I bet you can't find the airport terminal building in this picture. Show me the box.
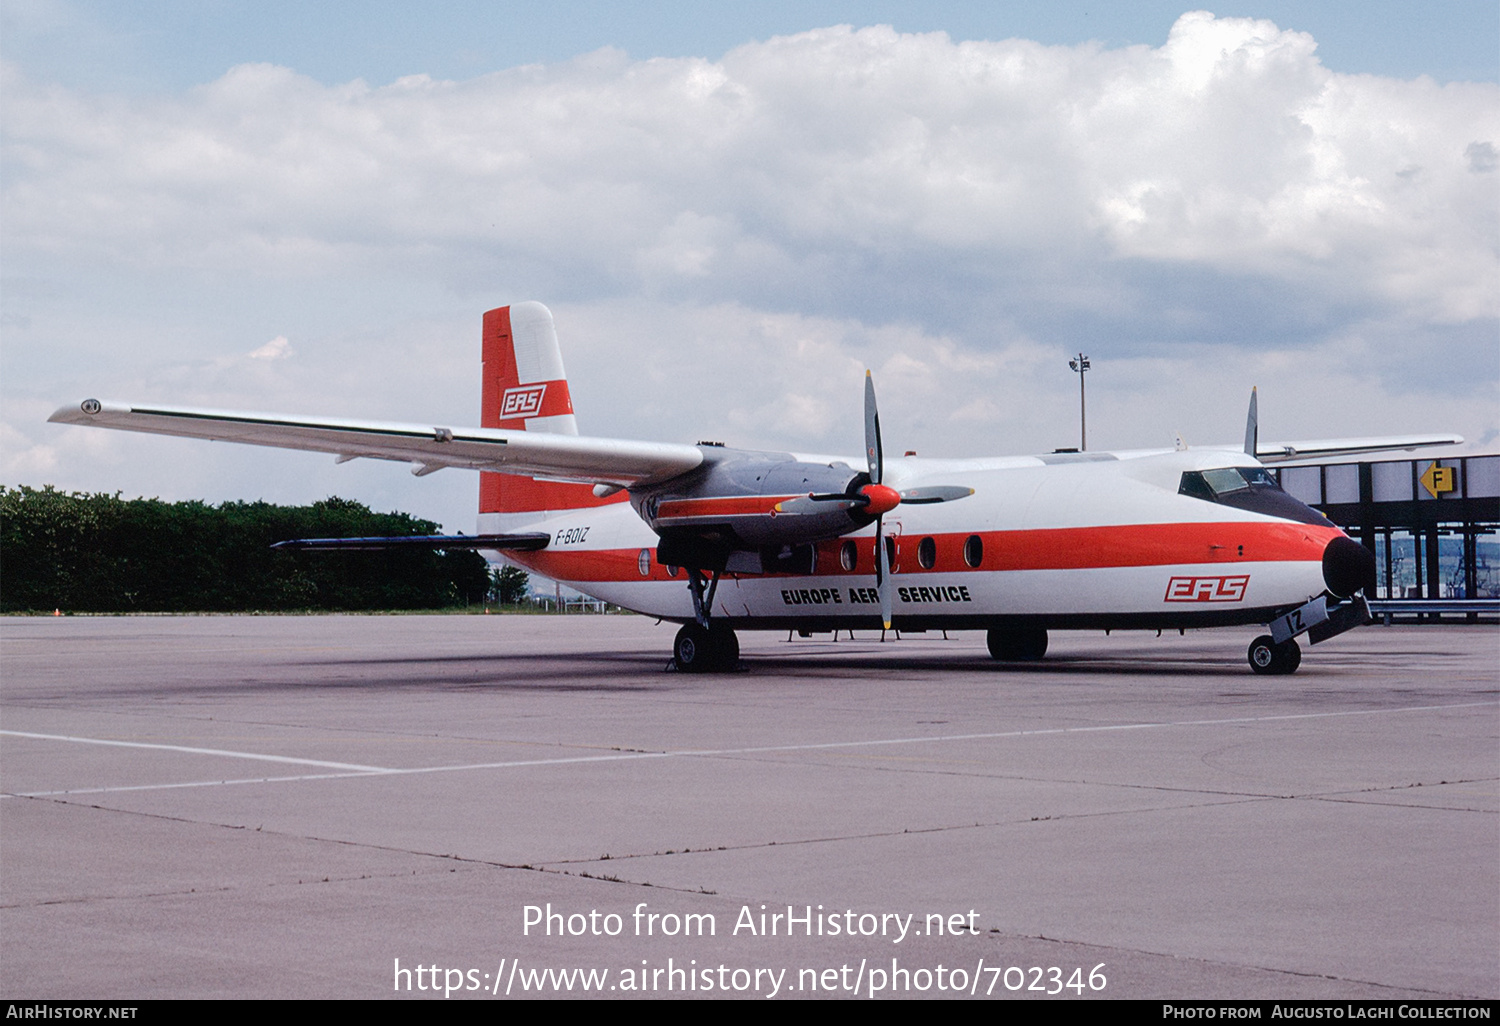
[1271,451,1499,611]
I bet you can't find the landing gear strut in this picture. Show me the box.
[1247,634,1301,675]
[674,568,739,673]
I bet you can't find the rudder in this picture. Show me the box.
[478,302,625,526]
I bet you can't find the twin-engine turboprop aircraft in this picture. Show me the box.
[50,302,1461,673]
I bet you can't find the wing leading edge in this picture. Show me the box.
[48,400,703,488]
[1250,434,1464,462]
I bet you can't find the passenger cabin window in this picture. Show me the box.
[964,534,983,568]
[840,540,857,571]
[917,537,936,569]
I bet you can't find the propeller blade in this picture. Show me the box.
[876,519,892,630]
[897,486,975,505]
[863,370,891,627]
[773,494,862,514]
[1244,386,1258,457]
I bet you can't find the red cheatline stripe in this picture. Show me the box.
[655,495,800,519]
[503,522,1344,583]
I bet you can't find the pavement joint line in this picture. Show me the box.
[4,701,1493,799]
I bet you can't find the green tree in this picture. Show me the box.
[0,486,491,612]
[490,564,531,605]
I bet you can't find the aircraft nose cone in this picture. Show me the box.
[1322,535,1376,598]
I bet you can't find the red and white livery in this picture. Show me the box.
[51,302,1461,674]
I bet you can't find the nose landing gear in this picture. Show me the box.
[1248,634,1301,675]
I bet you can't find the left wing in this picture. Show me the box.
[48,400,703,487]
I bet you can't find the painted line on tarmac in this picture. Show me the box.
[4,701,1494,798]
[0,729,390,772]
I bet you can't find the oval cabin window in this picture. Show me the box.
[917,536,936,569]
[964,534,983,568]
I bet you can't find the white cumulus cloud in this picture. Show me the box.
[3,13,1494,529]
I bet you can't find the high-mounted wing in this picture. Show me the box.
[1227,388,1462,462]
[1250,434,1465,463]
[48,400,702,488]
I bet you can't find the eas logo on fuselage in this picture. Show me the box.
[1163,575,1250,602]
[501,384,547,419]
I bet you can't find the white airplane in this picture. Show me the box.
[50,302,1461,674]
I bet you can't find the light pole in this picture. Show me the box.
[1068,353,1090,450]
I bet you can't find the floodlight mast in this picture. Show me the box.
[1068,353,1091,450]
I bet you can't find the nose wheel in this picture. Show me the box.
[674,622,739,673]
[1248,634,1301,675]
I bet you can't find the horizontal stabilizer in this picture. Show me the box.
[271,533,551,552]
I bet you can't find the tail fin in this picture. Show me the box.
[478,302,625,525]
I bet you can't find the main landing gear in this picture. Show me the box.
[1247,634,1301,675]
[673,568,740,673]
[673,622,740,673]
[986,628,1048,662]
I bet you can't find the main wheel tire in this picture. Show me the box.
[1248,634,1301,675]
[674,624,739,672]
[708,624,739,670]
[986,628,1048,661]
[1277,638,1301,674]
[674,624,712,672]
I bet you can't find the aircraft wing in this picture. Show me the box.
[1251,434,1464,462]
[48,400,703,488]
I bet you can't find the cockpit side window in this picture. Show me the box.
[1178,467,1332,526]
[1178,471,1216,501]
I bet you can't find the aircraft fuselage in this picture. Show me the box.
[485,447,1344,633]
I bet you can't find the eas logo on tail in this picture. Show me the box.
[1163,576,1250,602]
[501,384,547,419]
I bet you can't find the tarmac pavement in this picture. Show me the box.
[1,614,1495,999]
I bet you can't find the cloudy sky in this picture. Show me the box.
[4,1,1497,532]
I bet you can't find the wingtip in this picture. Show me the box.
[49,398,117,424]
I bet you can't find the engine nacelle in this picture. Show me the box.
[633,449,870,570]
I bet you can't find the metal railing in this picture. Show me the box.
[1366,599,1499,623]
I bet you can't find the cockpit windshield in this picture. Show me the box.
[1179,467,1332,526]
[1182,467,1279,498]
